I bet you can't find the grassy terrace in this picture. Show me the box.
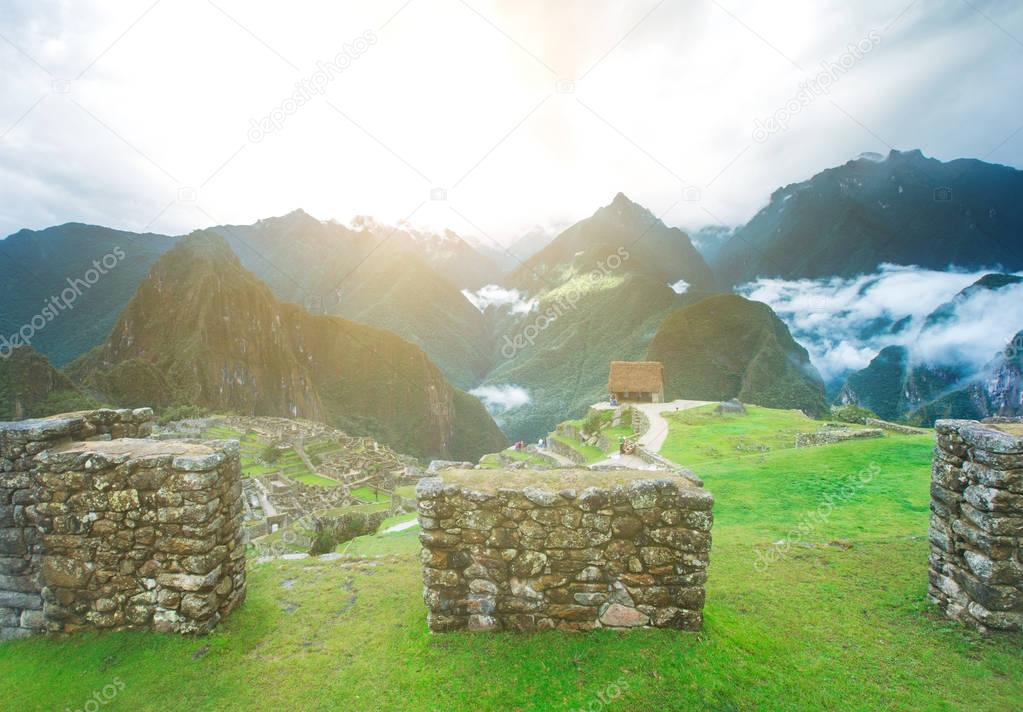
[659,404,869,466]
[198,424,340,486]
[550,433,605,464]
[2,409,1020,710]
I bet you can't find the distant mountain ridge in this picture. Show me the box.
[68,232,507,461]
[513,192,716,294]
[0,224,179,367]
[0,211,500,390]
[715,149,1023,285]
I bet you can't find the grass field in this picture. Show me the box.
[659,404,868,467]
[2,414,1020,710]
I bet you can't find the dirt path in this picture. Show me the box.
[634,400,712,453]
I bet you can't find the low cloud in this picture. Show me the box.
[461,285,537,315]
[470,385,531,412]
[740,264,1023,382]
[668,279,690,295]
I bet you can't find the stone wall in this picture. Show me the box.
[1,409,245,640]
[416,468,712,633]
[545,437,586,465]
[794,428,884,448]
[929,419,1023,633]
[864,418,929,435]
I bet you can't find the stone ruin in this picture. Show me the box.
[1,409,245,641]
[416,468,712,632]
[930,418,1023,633]
[714,399,747,415]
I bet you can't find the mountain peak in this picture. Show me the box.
[887,148,926,162]
[610,192,638,209]
[175,230,240,266]
[601,192,655,222]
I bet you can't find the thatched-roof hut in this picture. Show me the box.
[608,361,665,403]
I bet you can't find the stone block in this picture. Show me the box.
[930,420,1023,632]
[417,468,711,633]
[0,411,244,643]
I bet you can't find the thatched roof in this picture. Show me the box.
[608,361,664,393]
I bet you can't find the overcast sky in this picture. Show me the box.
[1,0,1021,243]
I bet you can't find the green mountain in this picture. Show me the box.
[0,345,95,420]
[0,212,499,390]
[68,232,506,461]
[646,294,827,415]
[190,210,500,389]
[715,150,1023,286]
[473,193,717,441]
[0,223,179,367]
[838,345,965,422]
[513,192,716,293]
[481,273,688,441]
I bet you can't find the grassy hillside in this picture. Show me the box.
[647,294,828,415]
[2,413,1019,710]
[659,403,835,466]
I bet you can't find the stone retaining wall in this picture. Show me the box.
[545,437,586,465]
[1,410,245,640]
[929,419,1023,633]
[864,418,929,435]
[416,469,712,633]
[794,428,884,448]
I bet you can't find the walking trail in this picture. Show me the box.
[633,400,712,452]
[592,399,712,453]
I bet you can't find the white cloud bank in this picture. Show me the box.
[740,264,1023,382]
[462,285,537,314]
[470,384,531,413]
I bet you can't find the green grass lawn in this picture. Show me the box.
[349,485,390,502]
[659,404,880,467]
[291,473,341,487]
[1,416,1019,710]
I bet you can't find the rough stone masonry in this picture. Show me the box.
[929,419,1023,633]
[1,409,246,641]
[416,468,712,632]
